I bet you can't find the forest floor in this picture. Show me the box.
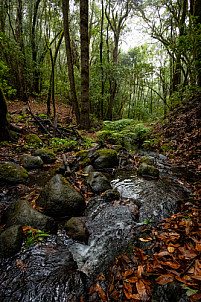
[3,95,201,301]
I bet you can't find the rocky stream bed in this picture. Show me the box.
[0,149,192,301]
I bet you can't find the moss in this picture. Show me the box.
[25,134,43,147]
[97,148,118,158]
[33,148,56,164]
[0,161,28,184]
[75,150,89,159]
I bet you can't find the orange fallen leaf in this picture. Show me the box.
[123,281,133,299]
[168,246,175,253]
[136,280,147,299]
[155,274,174,285]
[139,236,153,242]
[189,293,201,302]
[161,261,180,269]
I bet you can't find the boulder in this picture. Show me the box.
[36,174,86,218]
[83,165,94,174]
[25,134,43,147]
[32,148,56,164]
[64,217,89,244]
[101,187,120,202]
[140,155,155,166]
[21,154,43,169]
[3,199,57,233]
[0,225,24,258]
[93,149,118,169]
[0,161,28,184]
[138,163,159,178]
[87,171,111,193]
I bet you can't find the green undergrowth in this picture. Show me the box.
[97,119,150,149]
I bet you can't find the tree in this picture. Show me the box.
[105,0,130,120]
[0,86,22,141]
[62,0,80,124]
[80,0,90,129]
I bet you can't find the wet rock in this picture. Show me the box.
[36,174,86,218]
[87,171,111,193]
[76,150,91,168]
[0,225,24,258]
[83,165,94,174]
[101,187,120,202]
[138,163,159,178]
[32,148,56,164]
[94,149,118,169]
[21,154,43,169]
[0,236,88,301]
[70,201,135,277]
[25,133,43,147]
[140,155,155,165]
[0,161,28,184]
[64,217,89,244]
[3,199,57,233]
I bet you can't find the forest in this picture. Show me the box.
[0,0,201,301]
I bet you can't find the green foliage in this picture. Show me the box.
[97,120,150,149]
[24,228,50,247]
[103,119,135,131]
[143,218,153,225]
[49,138,78,152]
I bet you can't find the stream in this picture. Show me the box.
[0,153,191,301]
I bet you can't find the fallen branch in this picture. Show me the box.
[27,100,53,137]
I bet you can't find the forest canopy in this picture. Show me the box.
[0,0,201,129]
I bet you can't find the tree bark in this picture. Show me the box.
[80,0,90,130]
[0,87,22,141]
[31,0,41,93]
[62,0,80,124]
[190,0,201,86]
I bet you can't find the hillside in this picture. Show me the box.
[150,93,201,178]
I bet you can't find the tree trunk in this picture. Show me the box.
[62,0,80,124]
[0,87,22,141]
[99,0,104,119]
[190,0,201,86]
[31,0,41,93]
[15,0,28,102]
[80,0,90,130]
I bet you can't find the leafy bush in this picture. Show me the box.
[49,138,78,152]
[97,120,150,149]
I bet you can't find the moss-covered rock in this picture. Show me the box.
[25,134,43,147]
[101,187,120,202]
[0,161,28,184]
[3,199,57,233]
[140,155,155,166]
[0,225,24,258]
[87,171,112,193]
[36,174,86,218]
[64,217,89,244]
[94,149,118,169]
[75,150,91,168]
[32,148,56,164]
[138,163,159,178]
[21,154,43,169]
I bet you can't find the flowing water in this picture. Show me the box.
[0,158,191,301]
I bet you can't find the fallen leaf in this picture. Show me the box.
[161,261,180,269]
[139,236,153,242]
[123,281,133,299]
[88,283,107,301]
[168,246,175,253]
[155,274,174,285]
[136,279,147,296]
[189,293,201,302]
